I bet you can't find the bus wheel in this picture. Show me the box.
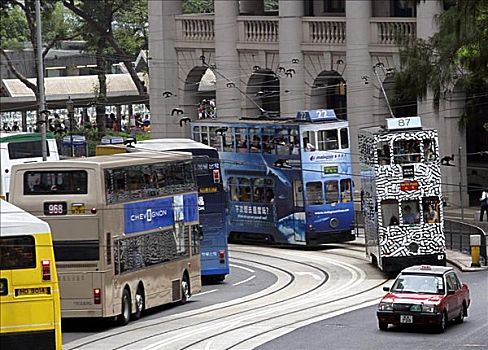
[132,285,145,320]
[181,274,190,304]
[118,289,131,326]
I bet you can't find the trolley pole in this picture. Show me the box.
[458,146,464,220]
[35,0,47,161]
[67,97,75,157]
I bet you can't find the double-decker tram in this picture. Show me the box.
[131,139,229,282]
[191,109,355,246]
[359,116,446,273]
[9,152,202,325]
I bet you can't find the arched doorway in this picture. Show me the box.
[310,70,347,119]
[246,69,280,116]
[183,67,216,121]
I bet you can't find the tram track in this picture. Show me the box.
[65,252,329,350]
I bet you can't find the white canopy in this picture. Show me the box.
[0,200,50,237]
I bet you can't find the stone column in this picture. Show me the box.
[215,0,241,118]
[148,0,182,138]
[240,0,264,15]
[346,0,372,186]
[279,0,305,116]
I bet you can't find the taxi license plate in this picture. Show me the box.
[400,315,413,323]
[15,287,51,296]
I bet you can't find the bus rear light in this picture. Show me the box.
[93,288,101,304]
[91,207,97,214]
[41,260,51,281]
[219,250,225,263]
[213,169,221,183]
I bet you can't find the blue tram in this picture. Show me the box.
[191,110,355,246]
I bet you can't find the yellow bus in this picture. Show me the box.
[9,152,202,325]
[0,200,62,349]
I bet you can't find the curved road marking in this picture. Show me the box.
[233,275,256,286]
[229,263,255,273]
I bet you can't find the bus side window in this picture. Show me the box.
[325,180,339,204]
[252,178,265,202]
[381,199,399,226]
[340,179,352,202]
[423,196,440,223]
[306,181,323,205]
[228,177,238,201]
[236,128,249,153]
[238,178,251,202]
[223,128,234,152]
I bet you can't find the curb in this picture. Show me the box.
[345,242,488,273]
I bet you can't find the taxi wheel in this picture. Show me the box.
[378,321,388,331]
[455,304,465,324]
[437,312,447,333]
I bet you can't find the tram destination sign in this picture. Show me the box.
[386,116,422,131]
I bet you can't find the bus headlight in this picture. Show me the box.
[378,302,393,311]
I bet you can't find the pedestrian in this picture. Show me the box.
[2,122,11,132]
[11,121,20,131]
[480,189,488,222]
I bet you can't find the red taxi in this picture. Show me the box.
[377,265,470,333]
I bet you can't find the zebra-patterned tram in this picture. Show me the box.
[359,116,446,273]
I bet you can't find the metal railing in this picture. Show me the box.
[445,220,487,266]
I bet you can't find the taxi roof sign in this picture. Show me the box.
[420,265,432,270]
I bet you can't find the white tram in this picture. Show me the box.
[359,116,446,273]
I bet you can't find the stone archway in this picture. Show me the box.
[310,70,347,119]
[182,67,212,122]
[246,69,280,116]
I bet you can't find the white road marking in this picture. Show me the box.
[233,275,256,286]
[229,263,255,273]
[204,321,240,350]
[296,272,322,281]
[193,289,218,297]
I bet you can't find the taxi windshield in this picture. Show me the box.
[391,274,445,294]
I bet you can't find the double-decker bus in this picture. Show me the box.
[0,132,59,200]
[9,152,201,325]
[132,139,229,282]
[191,109,355,246]
[0,200,62,349]
[359,116,446,273]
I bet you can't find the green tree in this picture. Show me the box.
[395,0,488,129]
[0,0,81,105]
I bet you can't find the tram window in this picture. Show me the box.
[209,127,222,151]
[223,129,234,152]
[229,177,238,201]
[238,178,251,202]
[192,126,201,143]
[302,131,317,152]
[423,139,436,162]
[290,128,299,154]
[423,197,440,224]
[306,182,323,205]
[199,126,209,145]
[381,199,399,226]
[401,200,420,224]
[275,129,291,155]
[393,139,421,164]
[236,128,249,153]
[250,128,261,153]
[318,129,339,151]
[325,181,339,203]
[293,180,304,207]
[377,141,391,165]
[340,128,349,149]
[252,178,265,202]
[340,179,352,202]
[262,129,275,154]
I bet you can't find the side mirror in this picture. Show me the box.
[383,286,390,292]
[197,225,204,240]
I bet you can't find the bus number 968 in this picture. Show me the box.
[44,202,67,216]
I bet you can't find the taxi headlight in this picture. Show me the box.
[378,302,393,311]
[421,304,437,313]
